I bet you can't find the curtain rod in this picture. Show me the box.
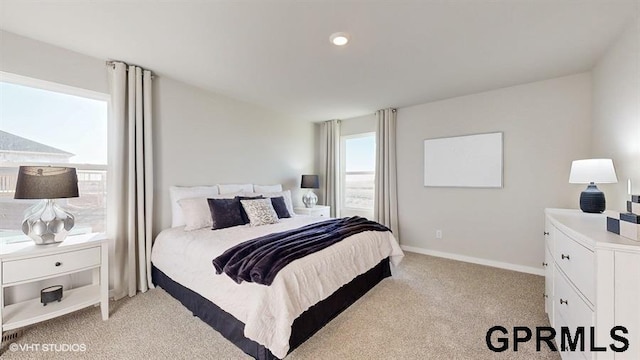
[106,60,156,79]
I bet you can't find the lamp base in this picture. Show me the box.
[302,190,318,208]
[579,183,606,213]
[22,199,75,245]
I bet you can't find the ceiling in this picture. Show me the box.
[0,0,636,121]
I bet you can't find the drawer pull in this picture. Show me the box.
[544,231,549,236]
[560,299,568,305]
[542,262,548,267]
[55,262,62,267]
[561,254,570,260]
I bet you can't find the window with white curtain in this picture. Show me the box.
[340,132,376,219]
[0,74,109,244]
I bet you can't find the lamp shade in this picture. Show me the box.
[569,159,618,184]
[14,166,79,199]
[301,175,320,189]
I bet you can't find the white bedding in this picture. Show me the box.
[151,216,403,358]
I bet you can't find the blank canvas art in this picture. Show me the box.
[424,132,503,188]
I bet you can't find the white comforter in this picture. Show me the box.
[151,216,403,358]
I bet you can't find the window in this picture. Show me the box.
[340,133,376,218]
[0,74,108,244]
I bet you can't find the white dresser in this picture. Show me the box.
[545,209,640,360]
[0,233,109,333]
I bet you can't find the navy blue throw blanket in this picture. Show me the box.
[212,216,390,286]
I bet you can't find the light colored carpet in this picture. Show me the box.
[1,252,559,359]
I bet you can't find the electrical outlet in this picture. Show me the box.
[436,230,442,239]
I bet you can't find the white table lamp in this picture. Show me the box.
[569,159,618,213]
[14,166,79,244]
[301,175,319,208]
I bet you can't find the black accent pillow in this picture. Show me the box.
[270,196,291,219]
[235,196,264,224]
[207,198,245,230]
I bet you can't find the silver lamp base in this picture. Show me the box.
[302,190,318,208]
[22,199,74,245]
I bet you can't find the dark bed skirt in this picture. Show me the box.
[151,257,391,359]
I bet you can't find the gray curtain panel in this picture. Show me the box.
[107,61,154,298]
[375,108,399,241]
[320,120,340,217]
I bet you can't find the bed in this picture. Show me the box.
[151,186,403,359]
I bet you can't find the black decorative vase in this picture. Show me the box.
[579,183,605,213]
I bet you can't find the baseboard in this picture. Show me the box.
[400,245,544,276]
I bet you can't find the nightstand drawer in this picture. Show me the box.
[294,206,330,217]
[3,247,101,284]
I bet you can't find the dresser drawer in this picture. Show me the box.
[554,227,595,304]
[553,312,588,360]
[554,268,593,359]
[3,247,101,284]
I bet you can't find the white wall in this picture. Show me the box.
[592,19,640,211]
[0,30,108,94]
[396,73,592,271]
[153,77,314,234]
[341,113,375,136]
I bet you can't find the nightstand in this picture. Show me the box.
[294,205,331,217]
[0,233,109,332]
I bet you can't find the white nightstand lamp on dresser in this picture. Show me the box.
[0,233,109,333]
[294,205,331,217]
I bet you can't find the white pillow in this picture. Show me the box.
[178,198,212,231]
[240,198,279,226]
[169,185,219,227]
[218,183,253,194]
[253,184,283,193]
[254,190,295,217]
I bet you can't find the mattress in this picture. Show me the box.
[151,216,403,358]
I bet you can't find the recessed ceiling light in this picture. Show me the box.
[330,32,350,46]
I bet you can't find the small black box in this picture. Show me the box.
[632,195,640,203]
[41,285,63,306]
[607,217,620,235]
[620,213,640,224]
[628,201,633,213]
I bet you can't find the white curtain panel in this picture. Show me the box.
[375,108,399,241]
[107,61,154,299]
[320,120,340,217]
